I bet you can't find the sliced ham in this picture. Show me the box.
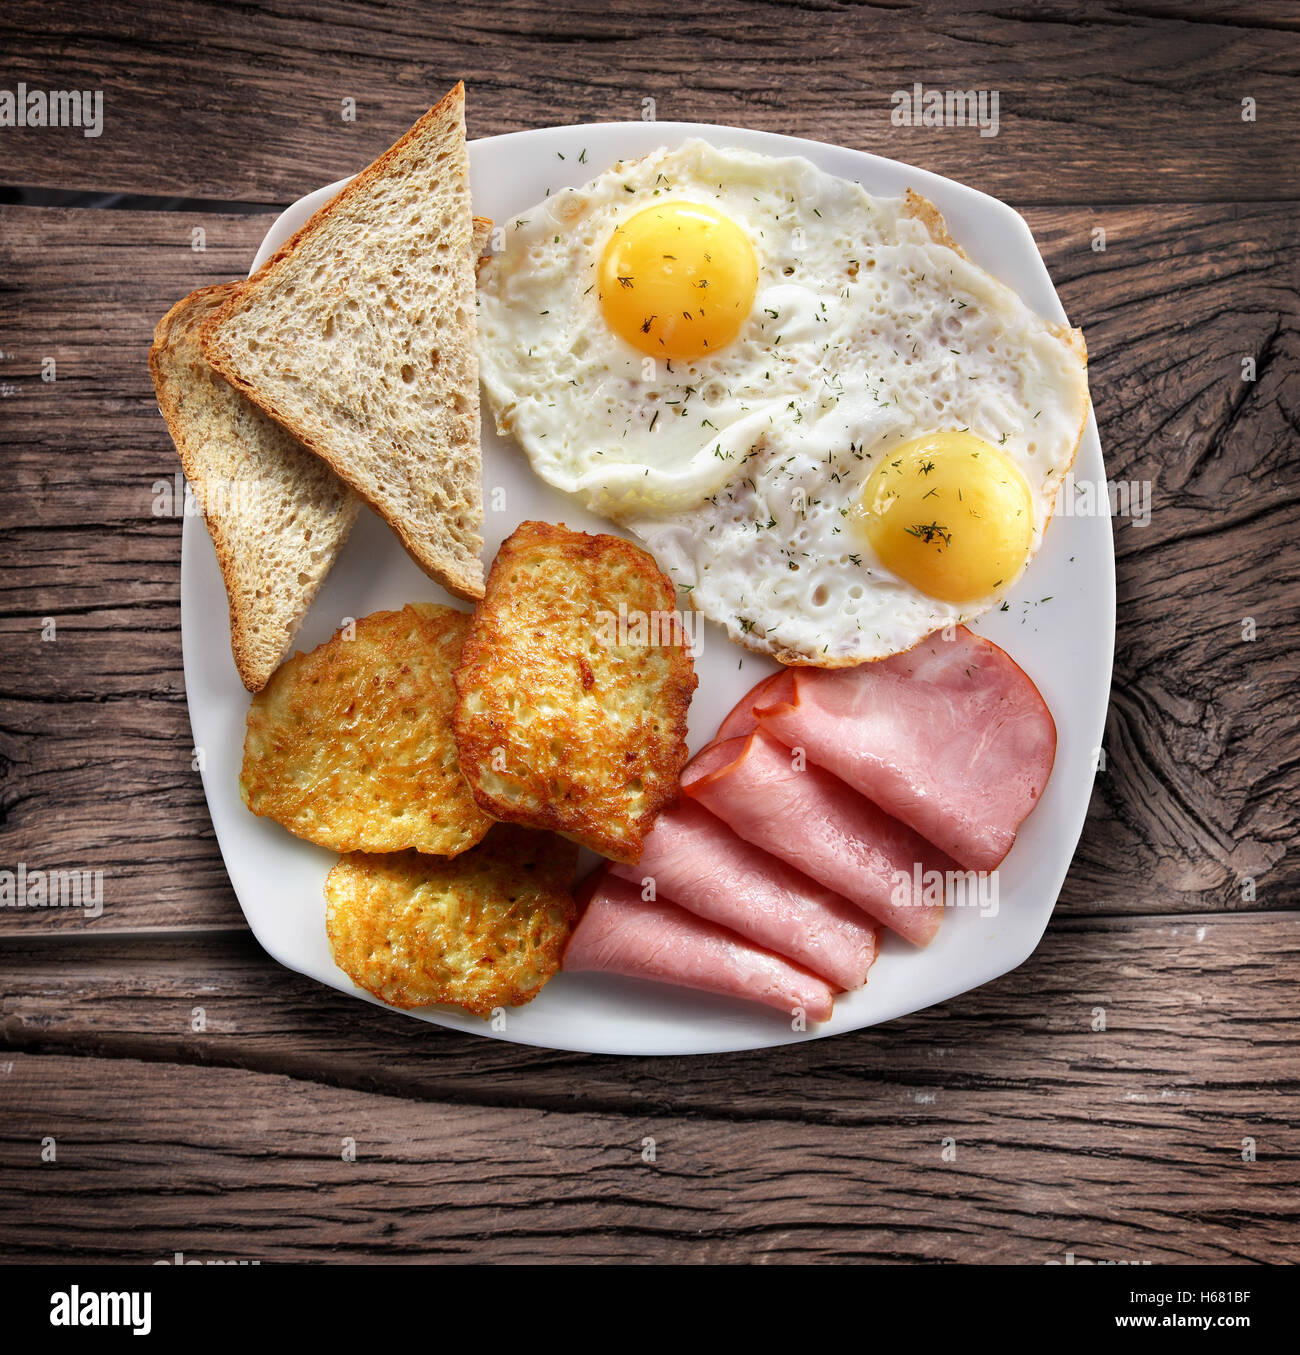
[754,626,1056,871]
[610,799,878,991]
[564,872,835,1021]
[682,729,953,946]
[716,670,788,741]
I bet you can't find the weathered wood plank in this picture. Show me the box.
[1,199,1295,932]
[0,1,1295,203]
[1,913,1295,1261]
[1,0,1294,1269]
[3,914,1296,1114]
[0,210,261,931]
[1027,204,1300,915]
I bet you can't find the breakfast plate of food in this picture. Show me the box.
[159,84,1113,1055]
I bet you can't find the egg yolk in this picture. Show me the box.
[852,432,1034,603]
[598,202,758,359]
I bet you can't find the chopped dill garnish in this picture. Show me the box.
[904,522,952,548]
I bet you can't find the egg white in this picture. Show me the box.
[477,139,1090,664]
[477,140,874,516]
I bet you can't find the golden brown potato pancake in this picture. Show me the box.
[324,823,579,1015]
[452,521,696,863]
[241,602,493,855]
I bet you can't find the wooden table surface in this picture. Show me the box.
[2,0,1297,1264]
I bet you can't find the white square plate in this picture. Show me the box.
[181,121,1114,1055]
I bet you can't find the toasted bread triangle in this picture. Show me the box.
[199,83,486,600]
[150,283,360,691]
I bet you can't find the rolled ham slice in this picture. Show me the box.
[564,872,835,1022]
[610,799,878,991]
[682,729,953,946]
[755,627,1056,871]
[716,670,787,741]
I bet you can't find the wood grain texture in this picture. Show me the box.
[1029,203,1300,915]
[0,1,1296,204]
[1,199,1295,933]
[1,0,1298,1268]
[1,914,1296,1262]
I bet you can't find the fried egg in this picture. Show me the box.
[476,140,1089,663]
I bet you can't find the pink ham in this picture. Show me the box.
[564,872,835,1021]
[716,670,788,741]
[755,626,1056,871]
[682,729,953,946]
[610,799,878,991]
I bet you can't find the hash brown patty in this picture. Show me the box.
[241,602,493,855]
[324,823,579,1015]
[452,521,697,863]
